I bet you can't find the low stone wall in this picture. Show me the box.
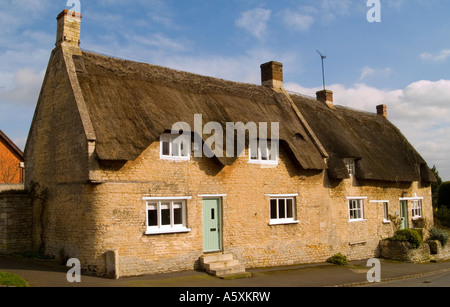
[379,240,431,263]
[0,193,33,254]
[427,240,450,261]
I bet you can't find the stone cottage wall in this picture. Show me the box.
[0,193,32,254]
[54,138,433,277]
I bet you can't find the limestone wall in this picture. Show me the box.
[0,193,32,254]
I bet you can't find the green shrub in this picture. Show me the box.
[435,207,450,228]
[327,253,348,266]
[429,228,450,247]
[388,229,423,249]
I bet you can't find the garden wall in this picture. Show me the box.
[379,240,431,263]
[0,193,32,254]
[380,238,450,263]
[428,240,450,261]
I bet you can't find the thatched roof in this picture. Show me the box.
[291,95,435,183]
[74,51,326,170]
[72,51,435,183]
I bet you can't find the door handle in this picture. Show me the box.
[210,228,217,232]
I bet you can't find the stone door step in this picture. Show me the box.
[199,252,251,279]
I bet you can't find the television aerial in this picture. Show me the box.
[316,50,327,91]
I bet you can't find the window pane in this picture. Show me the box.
[161,203,171,225]
[384,202,389,219]
[269,146,277,161]
[180,141,188,157]
[162,141,170,156]
[148,205,158,227]
[345,159,355,176]
[270,199,277,219]
[350,208,355,220]
[249,143,258,160]
[287,199,293,218]
[172,141,180,156]
[173,202,183,225]
[174,208,183,225]
[349,200,362,220]
[260,144,268,160]
[278,199,286,219]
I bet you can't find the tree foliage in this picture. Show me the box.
[438,181,450,209]
[431,165,443,208]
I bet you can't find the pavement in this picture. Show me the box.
[1,253,450,287]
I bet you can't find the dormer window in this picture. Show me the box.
[160,133,190,160]
[344,158,356,176]
[249,140,278,165]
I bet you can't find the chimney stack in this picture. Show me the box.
[377,104,388,119]
[316,89,334,109]
[56,9,82,48]
[261,61,283,89]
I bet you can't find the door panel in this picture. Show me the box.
[203,199,222,252]
[400,200,409,230]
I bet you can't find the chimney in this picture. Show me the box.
[56,9,82,48]
[316,89,335,109]
[261,61,283,89]
[377,104,388,119]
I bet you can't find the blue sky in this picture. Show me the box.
[1,0,450,180]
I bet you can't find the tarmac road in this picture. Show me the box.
[363,270,450,287]
[1,254,450,288]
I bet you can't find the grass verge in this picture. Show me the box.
[0,272,29,287]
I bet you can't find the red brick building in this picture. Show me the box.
[0,130,24,184]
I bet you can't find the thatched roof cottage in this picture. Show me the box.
[24,10,435,278]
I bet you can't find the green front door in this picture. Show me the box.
[400,200,409,230]
[203,199,222,252]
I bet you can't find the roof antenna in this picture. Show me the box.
[316,50,327,90]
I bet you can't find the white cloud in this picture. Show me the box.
[285,80,450,180]
[320,0,352,15]
[420,49,450,62]
[359,66,376,81]
[318,0,354,22]
[124,33,188,52]
[282,10,314,32]
[236,8,272,39]
[358,66,392,81]
[159,48,298,85]
[0,68,45,105]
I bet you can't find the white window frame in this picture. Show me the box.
[160,133,190,161]
[249,140,278,165]
[269,195,299,225]
[347,197,366,222]
[144,197,191,234]
[399,194,424,220]
[344,158,356,176]
[411,199,423,219]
